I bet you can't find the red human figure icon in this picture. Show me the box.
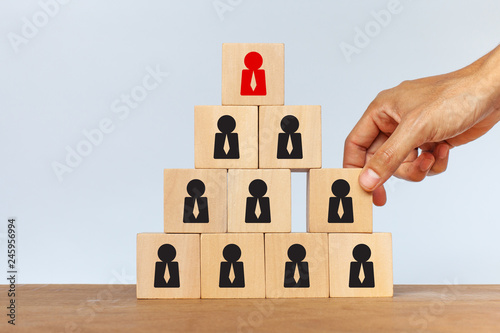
[240,51,267,96]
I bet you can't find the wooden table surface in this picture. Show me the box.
[2,284,500,333]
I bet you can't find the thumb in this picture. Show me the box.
[359,124,421,191]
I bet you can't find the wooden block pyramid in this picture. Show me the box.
[137,43,393,299]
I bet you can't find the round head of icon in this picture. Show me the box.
[248,179,267,198]
[280,115,299,134]
[186,179,205,198]
[331,179,350,198]
[352,244,371,263]
[157,244,177,262]
[217,115,236,134]
[244,51,263,70]
[287,244,306,263]
[223,244,241,263]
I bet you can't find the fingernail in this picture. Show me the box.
[359,168,381,190]
[420,158,433,172]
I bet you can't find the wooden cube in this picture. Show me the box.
[137,233,200,299]
[201,233,265,298]
[227,169,291,233]
[259,106,321,170]
[329,233,393,297]
[164,169,227,233]
[222,43,284,106]
[307,168,372,233]
[265,233,329,298]
[194,106,258,169]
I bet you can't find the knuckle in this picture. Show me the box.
[373,147,401,176]
[374,90,386,100]
[373,92,389,108]
[379,148,396,165]
[397,80,412,89]
[344,134,364,152]
[344,134,353,147]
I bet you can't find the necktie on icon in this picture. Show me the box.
[192,199,199,219]
[164,265,170,283]
[293,263,300,284]
[286,135,293,155]
[223,135,230,155]
[255,198,261,219]
[250,71,257,91]
[228,263,235,284]
[358,263,365,284]
[338,198,344,219]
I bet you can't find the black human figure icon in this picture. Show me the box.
[328,179,354,223]
[219,244,245,288]
[183,179,209,223]
[213,115,240,159]
[245,179,271,223]
[349,244,375,288]
[284,244,310,288]
[277,115,303,159]
[154,244,180,288]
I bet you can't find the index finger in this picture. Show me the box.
[343,105,383,169]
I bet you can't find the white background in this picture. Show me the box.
[1,0,499,284]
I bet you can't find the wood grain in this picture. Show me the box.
[137,233,200,299]
[259,105,321,170]
[329,233,393,297]
[194,105,258,169]
[307,168,373,233]
[164,169,227,233]
[265,233,329,298]
[222,43,284,106]
[227,169,291,233]
[201,233,265,298]
[4,284,500,332]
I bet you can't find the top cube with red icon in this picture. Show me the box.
[222,43,284,106]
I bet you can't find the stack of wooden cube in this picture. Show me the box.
[137,43,393,299]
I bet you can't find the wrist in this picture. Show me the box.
[474,46,500,114]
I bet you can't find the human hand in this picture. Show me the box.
[343,46,500,206]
